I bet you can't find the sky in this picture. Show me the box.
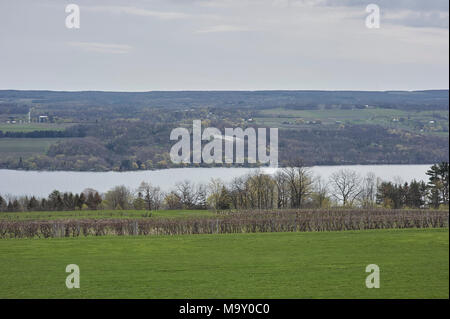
[0,0,448,91]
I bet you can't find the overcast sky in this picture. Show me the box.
[0,0,448,91]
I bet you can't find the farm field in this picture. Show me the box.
[0,138,65,154]
[0,228,447,298]
[255,108,449,134]
[0,209,214,220]
[0,123,68,133]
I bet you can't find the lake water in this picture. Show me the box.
[0,165,432,197]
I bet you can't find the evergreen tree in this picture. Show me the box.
[0,195,5,212]
[426,162,449,208]
[27,196,39,211]
[77,193,86,210]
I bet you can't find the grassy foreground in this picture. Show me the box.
[0,228,448,298]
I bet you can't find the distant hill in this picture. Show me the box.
[0,89,448,111]
[0,89,448,171]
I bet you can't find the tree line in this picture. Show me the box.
[1,162,448,212]
[0,126,86,138]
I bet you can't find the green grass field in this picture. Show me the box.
[0,138,65,154]
[0,123,68,133]
[0,228,447,298]
[0,209,215,220]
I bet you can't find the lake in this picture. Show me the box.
[0,165,432,197]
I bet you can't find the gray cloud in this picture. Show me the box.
[304,0,450,28]
[386,10,449,29]
[67,42,133,54]
[191,0,449,28]
[0,0,447,91]
[319,0,448,11]
[85,6,191,20]
[195,24,254,33]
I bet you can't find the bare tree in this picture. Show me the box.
[282,159,314,208]
[245,171,275,210]
[164,191,183,209]
[207,178,226,211]
[274,171,289,208]
[82,188,98,197]
[175,180,196,209]
[138,182,163,211]
[104,185,132,209]
[359,172,378,208]
[313,176,329,208]
[329,169,362,207]
[229,176,247,209]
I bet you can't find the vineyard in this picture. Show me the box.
[1,209,447,238]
